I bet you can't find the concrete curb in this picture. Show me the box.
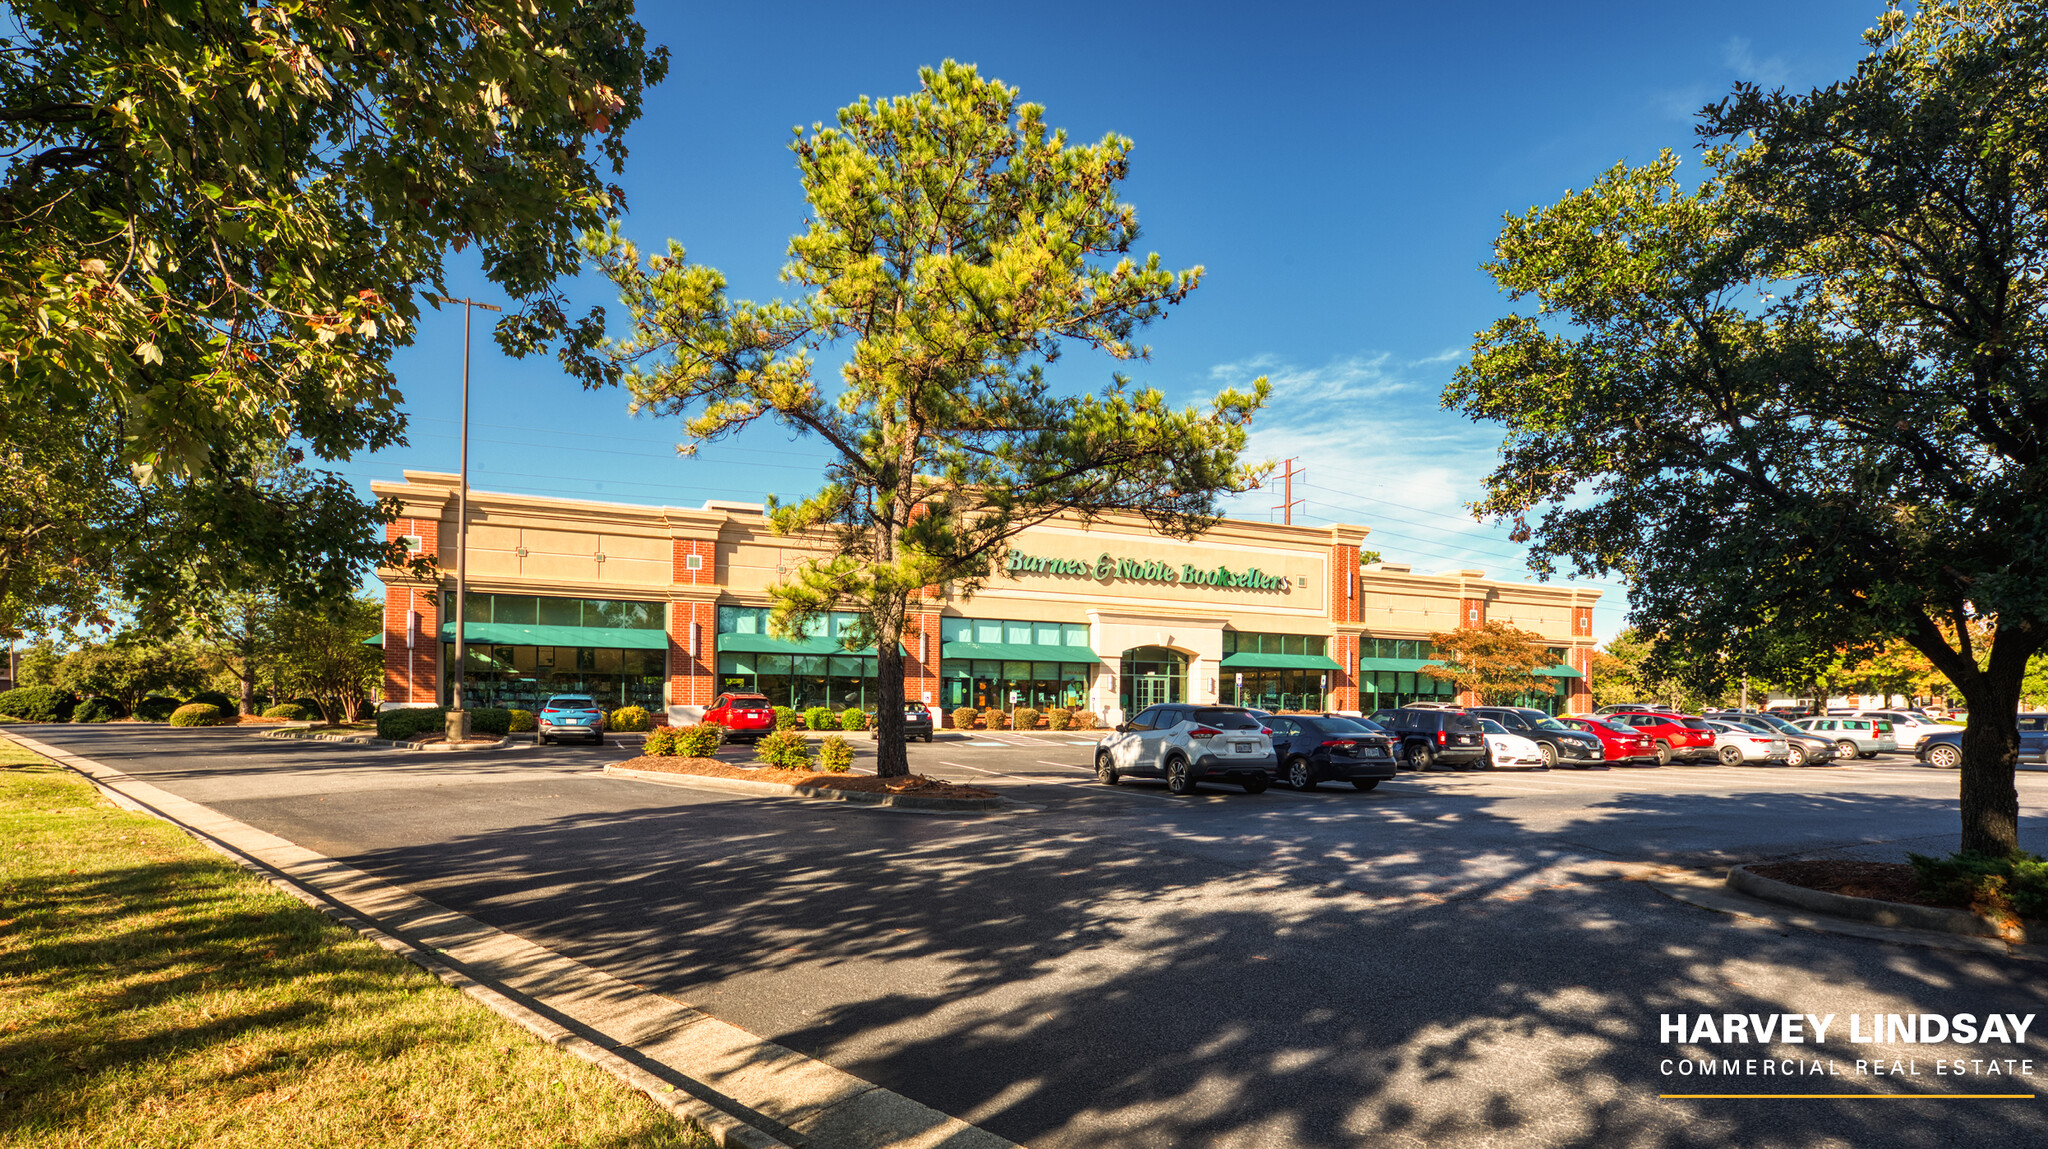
[1,729,1021,1149]
[1727,863,2029,943]
[259,728,515,753]
[605,764,1007,811]
[1639,868,2042,961]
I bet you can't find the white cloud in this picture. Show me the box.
[1722,37,1792,90]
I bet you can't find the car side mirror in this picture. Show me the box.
[1115,723,1129,733]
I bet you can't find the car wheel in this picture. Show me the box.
[1095,749,1119,786]
[1718,745,1743,766]
[1835,740,1858,760]
[1165,755,1195,795]
[1927,743,1961,769]
[1539,742,1558,768]
[1653,740,1672,767]
[1241,775,1268,794]
[1288,757,1318,792]
[1406,742,1434,771]
[1352,778,1381,792]
[923,733,933,743]
[1785,744,1807,767]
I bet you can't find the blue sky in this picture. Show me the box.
[348,0,1881,640]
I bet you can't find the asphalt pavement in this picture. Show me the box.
[22,724,2048,1149]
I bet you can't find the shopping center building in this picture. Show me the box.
[373,471,1599,721]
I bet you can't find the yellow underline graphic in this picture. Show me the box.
[1661,1093,2034,1100]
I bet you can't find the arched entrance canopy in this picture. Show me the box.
[1119,646,1187,714]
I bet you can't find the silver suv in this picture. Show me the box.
[1096,705,1276,795]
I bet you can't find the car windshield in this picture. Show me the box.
[728,696,768,707]
[1680,719,1713,730]
[903,702,928,713]
[1190,708,1262,730]
[1478,718,1509,735]
[1748,714,1800,734]
[545,697,594,709]
[1595,719,1637,734]
[1526,715,1571,731]
[1442,713,1482,732]
[1308,717,1377,734]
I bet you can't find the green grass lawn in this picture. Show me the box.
[0,739,711,1148]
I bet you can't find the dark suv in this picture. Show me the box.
[1369,707,1488,770]
[1466,706,1605,768]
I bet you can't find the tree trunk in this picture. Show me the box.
[1957,664,2024,858]
[872,601,909,778]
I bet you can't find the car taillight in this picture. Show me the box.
[1189,726,1221,739]
[1260,727,1273,735]
[1321,740,1355,750]
[1436,730,1447,744]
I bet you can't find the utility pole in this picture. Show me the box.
[1273,457,1304,525]
[427,294,500,742]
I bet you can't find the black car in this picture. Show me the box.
[1262,715,1399,791]
[871,701,935,742]
[1466,706,1605,768]
[1915,716,2048,769]
[1369,707,1488,770]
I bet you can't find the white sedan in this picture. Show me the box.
[1704,719,1790,765]
[1476,718,1546,768]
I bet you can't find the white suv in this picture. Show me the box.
[1854,710,1959,751]
[1095,704,1276,795]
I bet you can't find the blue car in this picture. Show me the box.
[1915,714,2048,769]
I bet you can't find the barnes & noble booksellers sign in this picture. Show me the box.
[1005,549,1292,593]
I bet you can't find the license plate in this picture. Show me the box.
[1232,741,1254,753]
[564,718,585,725]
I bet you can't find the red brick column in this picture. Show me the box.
[666,600,715,708]
[1331,633,1359,712]
[1569,645,1594,713]
[902,607,942,707]
[382,516,441,705]
[672,537,715,586]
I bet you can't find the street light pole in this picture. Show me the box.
[427,294,500,741]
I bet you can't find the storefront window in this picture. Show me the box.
[1223,631,1328,657]
[443,643,663,712]
[716,651,880,711]
[1118,646,1186,713]
[1222,669,1328,712]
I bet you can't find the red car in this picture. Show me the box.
[1560,715,1659,765]
[1604,711,1718,765]
[704,692,777,742]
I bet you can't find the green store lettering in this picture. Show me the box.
[1004,549,1289,592]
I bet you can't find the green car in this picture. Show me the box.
[1792,716,1898,759]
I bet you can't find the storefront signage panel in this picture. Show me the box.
[1005,549,1292,593]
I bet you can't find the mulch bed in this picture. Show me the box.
[616,755,997,800]
[404,735,508,747]
[1747,860,1949,909]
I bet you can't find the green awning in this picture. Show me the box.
[363,633,383,647]
[1537,663,1584,678]
[436,622,669,650]
[941,641,1099,663]
[1358,656,1437,673]
[717,632,901,656]
[1220,652,1344,671]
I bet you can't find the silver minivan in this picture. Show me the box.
[1793,716,1898,759]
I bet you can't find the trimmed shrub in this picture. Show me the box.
[169,703,224,727]
[755,730,812,770]
[772,706,799,731]
[802,706,837,732]
[1047,707,1072,731]
[642,727,678,757]
[376,707,447,741]
[134,696,182,723]
[838,708,869,732]
[1911,850,2048,922]
[981,707,1008,730]
[261,703,306,721]
[1070,710,1098,730]
[0,686,75,723]
[1013,707,1041,730]
[189,691,235,714]
[289,696,324,715]
[74,696,127,723]
[951,706,979,731]
[676,723,724,758]
[508,708,536,733]
[608,705,652,732]
[815,735,853,773]
[470,708,512,737]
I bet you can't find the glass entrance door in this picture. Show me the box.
[1118,646,1187,715]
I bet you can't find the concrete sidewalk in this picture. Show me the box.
[4,729,1019,1149]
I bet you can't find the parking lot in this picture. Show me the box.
[19,723,2048,1149]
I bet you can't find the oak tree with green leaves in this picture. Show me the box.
[0,0,667,634]
[1446,0,2048,856]
[582,61,1270,776]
